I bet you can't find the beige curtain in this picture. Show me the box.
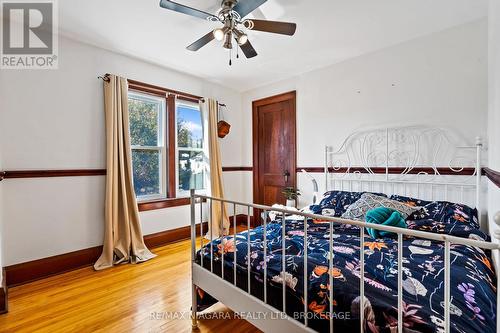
[206,99,229,237]
[94,75,156,271]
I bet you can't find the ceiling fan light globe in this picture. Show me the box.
[238,34,248,45]
[233,29,248,45]
[213,28,225,41]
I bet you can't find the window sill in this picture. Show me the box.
[138,197,191,212]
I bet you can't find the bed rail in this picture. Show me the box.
[190,191,500,333]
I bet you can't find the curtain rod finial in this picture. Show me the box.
[98,74,110,82]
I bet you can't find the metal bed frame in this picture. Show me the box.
[189,126,500,333]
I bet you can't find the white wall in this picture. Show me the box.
[0,36,243,266]
[241,20,488,207]
[488,0,500,240]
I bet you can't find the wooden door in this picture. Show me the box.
[252,91,296,223]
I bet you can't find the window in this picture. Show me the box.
[176,101,205,197]
[129,91,166,201]
[127,81,206,207]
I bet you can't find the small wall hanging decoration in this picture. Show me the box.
[217,103,231,138]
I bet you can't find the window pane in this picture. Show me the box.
[177,104,203,149]
[132,149,161,197]
[129,94,162,146]
[178,150,205,192]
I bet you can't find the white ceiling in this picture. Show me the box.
[59,0,487,92]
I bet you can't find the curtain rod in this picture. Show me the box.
[97,74,228,108]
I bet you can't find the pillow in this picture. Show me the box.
[389,195,479,229]
[312,191,387,216]
[389,194,432,207]
[414,201,480,229]
[341,193,421,221]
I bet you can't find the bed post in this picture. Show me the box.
[475,137,482,222]
[324,145,329,193]
[385,128,389,182]
[190,189,198,329]
[495,212,500,333]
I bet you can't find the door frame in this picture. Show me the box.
[252,91,297,212]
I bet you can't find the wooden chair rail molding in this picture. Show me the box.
[0,167,252,179]
[0,169,106,179]
[221,166,253,172]
[1,167,498,188]
[484,167,500,188]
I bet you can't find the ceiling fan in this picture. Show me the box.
[159,0,296,63]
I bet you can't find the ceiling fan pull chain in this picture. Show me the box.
[236,45,239,59]
[229,48,232,66]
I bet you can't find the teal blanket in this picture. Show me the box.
[365,207,407,238]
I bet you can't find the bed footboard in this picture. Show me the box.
[189,190,500,333]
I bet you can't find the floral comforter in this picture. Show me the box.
[196,215,497,333]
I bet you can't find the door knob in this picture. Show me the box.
[283,170,290,183]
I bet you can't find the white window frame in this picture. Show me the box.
[175,100,206,198]
[129,91,167,202]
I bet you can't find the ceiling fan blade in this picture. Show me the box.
[247,19,296,36]
[187,31,215,51]
[159,0,218,21]
[239,40,258,58]
[233,0,267,18]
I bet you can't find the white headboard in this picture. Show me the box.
[325,126,483,213]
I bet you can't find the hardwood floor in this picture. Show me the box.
[0,238,260,333]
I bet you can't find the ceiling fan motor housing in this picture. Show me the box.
[221,0,238,10]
